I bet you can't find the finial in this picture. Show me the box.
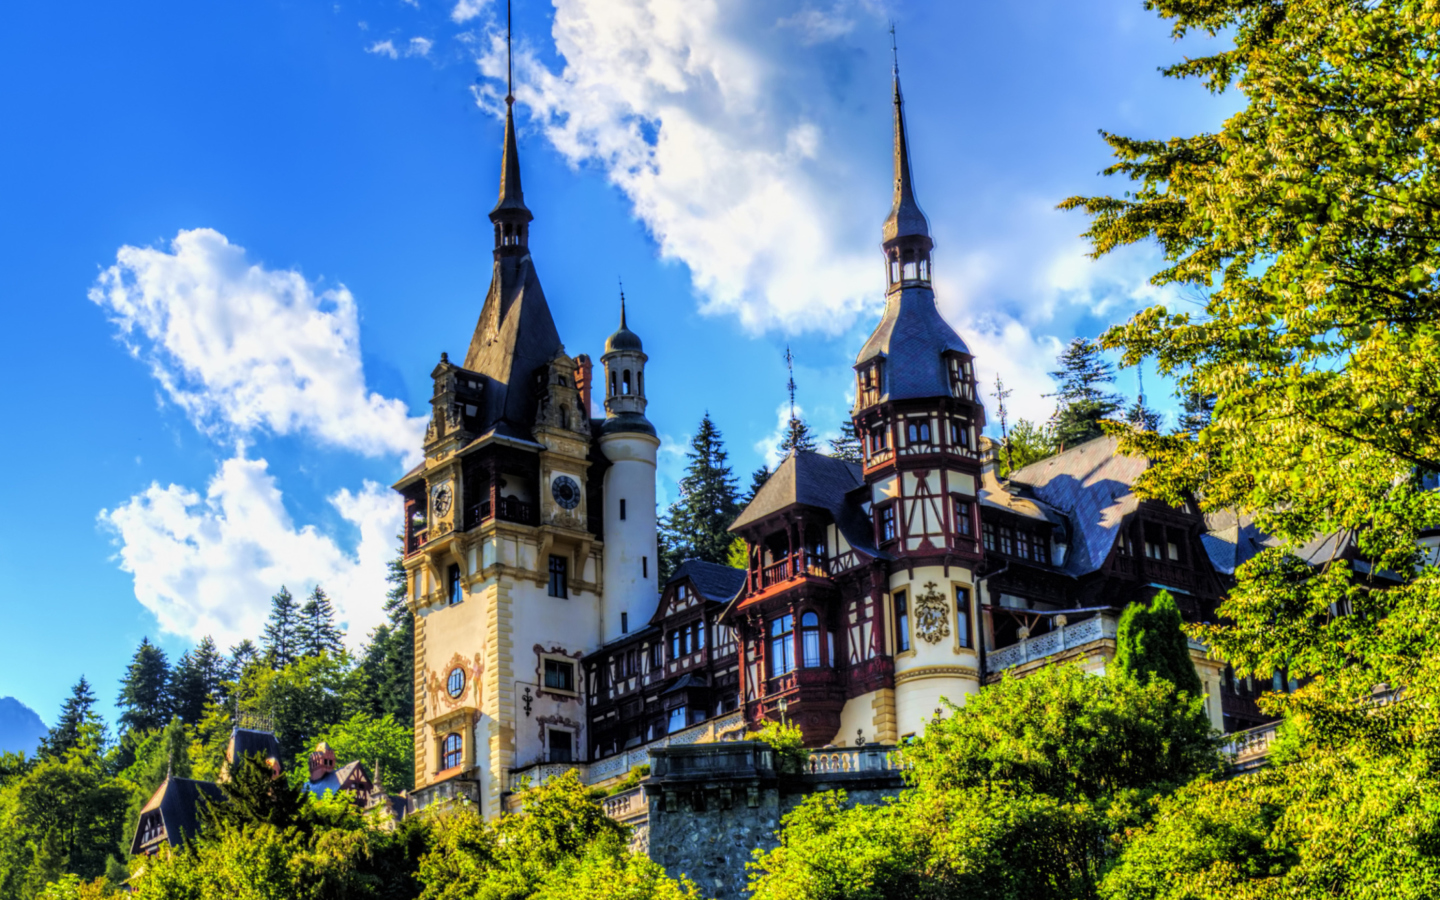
[784,345,798,430]
[506,0,514,106]
[618,276,627,328]
[889,22,898,76]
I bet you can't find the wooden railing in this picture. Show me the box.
[466,497,536,529]
[759,553,830,589]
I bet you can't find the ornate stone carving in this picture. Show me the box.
[914,581,951,644]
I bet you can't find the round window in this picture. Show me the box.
[447,667,465,698]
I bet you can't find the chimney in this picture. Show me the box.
[574,354,594,418]
[309,742,337,783]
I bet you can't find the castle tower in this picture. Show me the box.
[598,295,660,643]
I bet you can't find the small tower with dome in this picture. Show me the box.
[599,294,660,643]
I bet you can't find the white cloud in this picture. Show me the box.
[99,452,399,649]
[755,401,811,470]
[470,0,888,335]
[368,39,399,58]
[452,0,488,24]
[88,228,426,460]
[408,36,434,56]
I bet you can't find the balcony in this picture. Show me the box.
[1221,722,1278,772]
[465,497,536,529]
[987,610,1208,677]
[759,553,829,589]
[405,529,428,556]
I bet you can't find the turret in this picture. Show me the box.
[598,294,660,642]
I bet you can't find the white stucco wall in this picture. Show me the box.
[599,431,661,644]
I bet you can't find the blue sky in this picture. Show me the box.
[0,0,1233,733]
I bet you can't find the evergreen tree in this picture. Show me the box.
[778,416,817,455]
[742,465,771,506]
[116,637,171,735]
[39,677,102,761]
[1177,391,1215,435]
[659,414,741,574]
[169,650,208,727]
[297,585,345,658]
[262,586,300,667]
[206,751,308,831]
[1047,337,1122,449]
[1113,590,1204,698]
[1124,395,1163,432]
[360,546,414,724]
[997,419,1056,477]
[228,638,260,679]
[827,420,863,464]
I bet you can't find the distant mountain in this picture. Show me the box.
[0,697,47,756]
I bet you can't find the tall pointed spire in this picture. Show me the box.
[882,24,929,246]
[490,0,532,232]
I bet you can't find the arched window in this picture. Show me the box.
[638,371,644,395]
[769,614,795,677]
[610,371,617,397]
[622,369,632,394]
[890,259,901,283]
[448,564,462,605]
[442,733,462,770]
[801,611,821,668]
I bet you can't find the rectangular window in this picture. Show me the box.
[620,499,627,520]
[955,586,972,648]
[879,505,897,542]
[448,564,463,605]
[670,631,681,660]
[894,591,911,653]
[681,627,692,655]
[667,707,688,734]
[1016,529,1032,560]
[999,526,1015,556]
[695,620,706,650]
[953,499,972,536]
[621,612,628,633]
[544,658,575,693]
[769,614,796,676]
[642,556,649,578]
[983,522,996,551]
[649,643,662,669]
[547,729,573,763]
[548,555,568,598]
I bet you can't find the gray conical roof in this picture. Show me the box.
[604,297,643,353]
[490,98,532,221]
[881,73,929,245]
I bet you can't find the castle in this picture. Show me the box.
[395,61,1261,818]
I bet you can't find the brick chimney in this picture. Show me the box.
[309,741,337,783]
[574,354,594,418]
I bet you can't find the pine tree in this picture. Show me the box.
[998,419,1056,477]
[39,676,102,761]
[1114,590,1204,698]
[229,639,260,679]
[297,585,345,657]
[659,414,742,575]
[117,637,171,735]
[207,750,308,830]
[742,465,771,506]
[1124,395,1163,432]
[1177,391,1215,435]
[828,420,863,464]
[360,544,415,723]
[1047,338,1122,448]
[778,416,817,455]
[169,650,208,727]
[262,586,300,667]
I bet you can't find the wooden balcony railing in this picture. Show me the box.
[466,497,537,529]
[759,553,829,589]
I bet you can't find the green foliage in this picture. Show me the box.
[751,721,809,774]
[314,713,413,794]
[262,587,301,668]
[827,420,864,464]
[779,417,817,456]
[998,418,1056,476]
[169,637,225,727]
[298,587,345,659]
[418,771,695,900]
[115,717,191,854]
[659,414,742,580]
[358,545,416,726]
[39,679,103,763]
[116,639,171,736]
[1113,591,1204,698]
[1047,338,1121,449]
[206,752,308,832]
[751,665,1220,900]
[605,764,650,796]
[743,465,771,505]
[725,537,748,571]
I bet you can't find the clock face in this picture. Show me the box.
[432,483,452,516]
[551,475,581,510]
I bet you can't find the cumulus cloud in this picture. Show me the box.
[367,39,399,58]
[88,228,426,459]
[452,0,489,23]
[470,0,888,334]
[408,36,434,56]
[99,452,399,649]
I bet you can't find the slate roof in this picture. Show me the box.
[667,559,746,604]
[853,286,972,402]
[977,467,1069,530]
[461,254,563,438]
[129,776,223,855]
[304,760,369,799]
[227,728,281,770]
[882,73,930,245]
[1005,435,1150,577]
[729,451,882,557]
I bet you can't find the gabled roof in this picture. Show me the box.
[305,760,370,799]
[853,286,971,402]
[667,559,746,604]
[1005,435,1150,576]
[729,451,881,557]
[129,776,223,855]
[978,467,1069,530]
[461,255,563,438]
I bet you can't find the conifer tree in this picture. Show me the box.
[39,676,102,760]
[206,750,308,831]
[828,420,863,464]
[742,465,771,506]
[228,638,260,679]
[1113,590,1204,698]
[262,586,300,667]
[360,545,415,723]
[117,637,171,735]
[778,416,817,455]
[1177,391,1215,435]
[659,414,741,574]
[169,649,212,727]
[1047,337,1122,449]
[1124,395,1163,432]
[998,419,1056,477]
[297,585,345,657]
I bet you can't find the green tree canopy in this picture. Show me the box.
[261,587,301,667]
[1047,338,1122,449]
[827,420,863,464]
[998,418,1056,477]
[39,679,102,763]
[297,586,344,659]
[660,414,741,579]
[116,639,170,736]
[1113,591,1204,698]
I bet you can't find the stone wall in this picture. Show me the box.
[645,743,904,900]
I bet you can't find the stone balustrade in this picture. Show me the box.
[1221,721,1279,772]
[986,611,1208,675]
[804,746,904,774]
